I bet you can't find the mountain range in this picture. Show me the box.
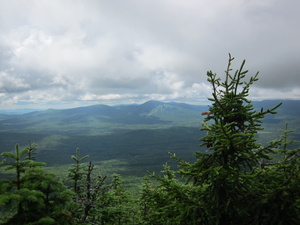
[0,100,208,135]
[1,99,299,134]
[0,100,299,177]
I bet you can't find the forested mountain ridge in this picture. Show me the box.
[0,100,207,169]
[0,99,299,135]
[0,100,207,135]
[0,100,299,171]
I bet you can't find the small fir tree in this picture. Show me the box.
[0,142,73,225]
[68,149,108,224]
[68,148,89,194]
[99,173,134,225]
[68,148,136,224]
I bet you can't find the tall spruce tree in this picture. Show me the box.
[140,54,299,224]
[182,54,282,224]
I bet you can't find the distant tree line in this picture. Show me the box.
[0,55,299,224]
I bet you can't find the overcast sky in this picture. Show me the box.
[0,0,299,109]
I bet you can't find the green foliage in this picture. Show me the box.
[0,142,73,225]
[68,149,106,223]
[68,148,89,193]
[99,173,136,225]
[24,140,37,161]
[68,148,136,224]
[140,164,206,225]
[201,54,281,170]
[1,145,138,225]
[251,124,300,224]
[141,55,300,224]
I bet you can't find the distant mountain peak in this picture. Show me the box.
[142,100,164,105]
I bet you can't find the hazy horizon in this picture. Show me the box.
[1,1,299,110]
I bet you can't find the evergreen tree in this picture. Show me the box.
[179,54,282,224]
[140,54,300,224]
[68,149,109,224]
[24,140,37,161]
[0,143,73,225]
[68,148,136,224]
[99,173,135,225]
[68,148,89,194]
[250,124,300,224]
[140,164,204,225]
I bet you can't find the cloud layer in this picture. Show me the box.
[0,0,299,109]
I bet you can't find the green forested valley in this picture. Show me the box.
[0,100,299,176]
[0,57,300,224]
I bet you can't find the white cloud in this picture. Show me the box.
[0,71,30,92]
[0,0,299,109]
[250,86,300,101]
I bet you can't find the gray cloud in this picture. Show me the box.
[0,71,30,92]
[0,0,299,109]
